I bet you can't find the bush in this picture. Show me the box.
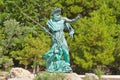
[0,56,14,71]
[34,72,67,80]
[94,66,104,79]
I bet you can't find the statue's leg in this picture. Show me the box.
[62,48,70,63]
[61,37,70,63]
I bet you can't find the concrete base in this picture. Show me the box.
[79,75,120,80]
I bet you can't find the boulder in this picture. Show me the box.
[9,67,34,79]
[84,73,99,80]
[65,73,83,80]
[0,72,9,80]
[0,77,6,80]
[8,78,33,80]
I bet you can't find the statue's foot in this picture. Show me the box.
[65,70,73,73]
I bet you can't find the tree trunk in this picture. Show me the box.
[25,65,27,69]
[33,56,37,74]
[37,65,39,73]
[33,67,36,74]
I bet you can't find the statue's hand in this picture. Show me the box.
[69,34,73,38]
[69,32,74,38]
[69,30,74,38]
[76,14,82,20]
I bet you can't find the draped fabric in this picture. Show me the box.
[42,18,74,72]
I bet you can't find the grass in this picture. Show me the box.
[34,72,67,80]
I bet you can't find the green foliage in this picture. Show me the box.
[83,78,92,80]
[107,0,120,24]
[0,56,13,71]
[2,19,36,55]
[94,66,103,79]
[0,0,120,74]
[34,72,66,80]
[1,19,50,70]
[10,34,50,69]
[111,29,120,74]
[68,5,83,14]
[70,3,115,71]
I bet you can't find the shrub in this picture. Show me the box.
[0,56,14,71]
[34,72,67,80]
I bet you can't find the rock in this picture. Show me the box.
[0,76,7,80]
[84,73,99,80]
[65,73,83,80]
[8,78,33,80]
[0,72,9,80]
[9,67,34,79]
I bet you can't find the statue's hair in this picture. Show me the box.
[51,8,61,15]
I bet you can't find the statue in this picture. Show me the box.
[42,8,81,72]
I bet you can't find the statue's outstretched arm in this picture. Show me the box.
[63,14,82,23]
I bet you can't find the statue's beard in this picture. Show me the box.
[54,15,61,21]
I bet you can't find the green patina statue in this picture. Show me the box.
[42,8,81,72]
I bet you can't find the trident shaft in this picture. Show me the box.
[21,11,64,48]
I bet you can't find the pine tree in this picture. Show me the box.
[70,3,116,72]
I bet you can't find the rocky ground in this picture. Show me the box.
[0,67,120,80]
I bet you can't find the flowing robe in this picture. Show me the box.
[42,18,74,72]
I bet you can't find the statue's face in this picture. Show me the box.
[53,13,61,21]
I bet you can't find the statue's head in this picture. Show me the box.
[52,8,61,21]
[52,8,61,15]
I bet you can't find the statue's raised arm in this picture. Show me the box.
[62,14,82,23]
